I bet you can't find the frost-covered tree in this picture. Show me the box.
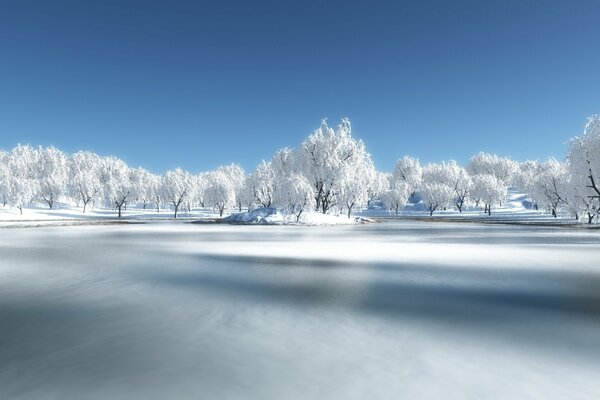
[205,169,235,217]
[382,184,410,215]
[514,160,541,209]
[273,173,313,222]
[297,118,372,214]
[2,145,38,214]
[467,152,518,186]
[470,174,507,215]
[70,151,103,213]
[420,163,456,215]
[129,168,155,210]
[337,156,377,218]
[219,164,246,212]
[568,115,600,213]
[162,168,192,218]
[192,173,209,209]
[530,158,568,218]
[420,182,454,216]
[392,156,422,195]
[442,160,472,212]
[366,171,389,207]
[271,147,297,179]
[37,146,69,209]
[248,161,276,208]
[99,156,132,218]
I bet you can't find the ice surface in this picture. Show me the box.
[1,221,600,399]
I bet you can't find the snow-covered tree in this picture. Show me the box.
[470,174,507,215]
[337,156,377,217]
[467,152,518,186]
[568,115,600,217]
[37,146,68,209]
[392,156,422,195]
[273,173,313,222]
[366,171,389,207]
[514,160,541,209]
[129,168,155,210]
[248,161,276,208]
[192,173,209,209]
[3,145,38,214]
[420,182,454,216]
[444,160,472,212]
[99,156,132,218]
[530,158,568,218]
[219,164,246,212]
[382,185,410,215]
[70,151,103,213]
[205,169,235,217]
[297,118,372,214]
[162,168,192,218]
[420,163,455,215]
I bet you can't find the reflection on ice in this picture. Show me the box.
[1,221,600,399]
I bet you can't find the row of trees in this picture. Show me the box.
[1,116,599,222]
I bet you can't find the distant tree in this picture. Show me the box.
[69,151,102,213]
[297,118,372,213]
[567,115,600,218]
[273,173,313,222]
[366,171,389,207]
[37,146,68,209]
[470,174,507,215]
[514,160,541,209]
[162,168,192,218]
[99,156,132,218]
[248,161,276,208]
[420,163,455,215]
[530,158,568,218]
[205,170,235,217]
[392,156,422,195]
[219,164,246,212]
[3,145,38,214]
[467,152,518,186]
[444,160,472,212]
[382,185,410,215]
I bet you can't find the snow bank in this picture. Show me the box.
[223,207,371,225]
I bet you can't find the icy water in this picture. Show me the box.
[1,221,600,400]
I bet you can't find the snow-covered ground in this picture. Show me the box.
[223,206,367,225]
[0,204,221,227]
[0,190,588,228]
[1,221,600,399]
[361,191,586,224]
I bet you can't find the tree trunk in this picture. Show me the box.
[588,213,594,224]
[552,208,557,218]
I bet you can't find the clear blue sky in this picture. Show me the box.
[1,0,599,173]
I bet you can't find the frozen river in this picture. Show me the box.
[1,221,600,399]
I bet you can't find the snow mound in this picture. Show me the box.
[223,207,285,224]
[223,207,368,225]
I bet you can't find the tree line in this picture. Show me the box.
[1,116,599,222]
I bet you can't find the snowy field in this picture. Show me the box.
[1,221,600,399]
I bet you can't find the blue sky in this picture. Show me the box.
[1,0,599,173]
